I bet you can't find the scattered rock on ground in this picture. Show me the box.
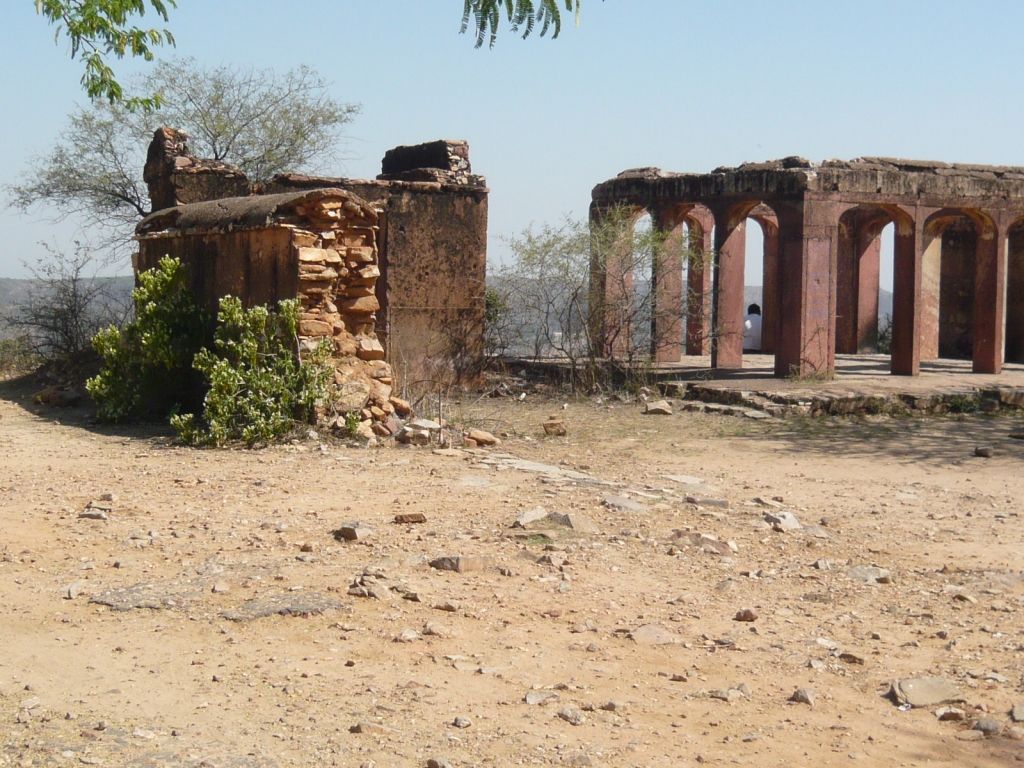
[790,688,816,706]
[848,565,894,584]
[644,400,673,415]
[887,677,963,708]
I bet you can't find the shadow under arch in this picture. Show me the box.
[651,202,716,358]
[836,204,912,355]
[920,207,999,366]
[1007,216,1024,363]
[711,199,782,371]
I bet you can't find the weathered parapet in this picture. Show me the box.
[592,157,1024,380]
[143,127,249,212]
[379,139,485,187]
[135,188,401,439]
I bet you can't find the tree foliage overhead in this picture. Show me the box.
[7,57,359,256]
[35,0,177,110]
[462,0,587,48]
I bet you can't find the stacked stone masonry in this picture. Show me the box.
[141,128,489,385]
[592,156,1024,377]
[135,188,400,438]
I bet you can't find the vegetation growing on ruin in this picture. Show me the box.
[171,298,334,448]
[87,257,333,446]
[489,205,718,391]
[86,256,207,422]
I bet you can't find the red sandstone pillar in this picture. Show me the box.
[1006,224,1024,364]
[758,217,780,355]
[772,201,838,378]
[973,215,1007,374]
[890,214,923,376]
[712,208,746,369]
[686,209,714,356]
[651,208,683,362]
[836,216,858,355]
[856,231,882,352]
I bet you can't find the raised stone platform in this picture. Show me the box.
[658,354,1024,417]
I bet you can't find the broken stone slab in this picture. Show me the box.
[546,512,601,534]
[90,580,205,612]
[524,691,560,706]
[685,495,730,509]
[629,623,678,645]
[764,511,802,531]
[662,474,704,486]
[603,496,649,513]
[753,496,784,508]
[333,522,375,541]
[409,418,442,430]
[432,448,465,457]
[512,506,549,528]
[887,677,963,708]
[429,555,494,573]
[1013,702,1024,723]
[394,513,427,524]
[848,565,894,584]
[644,400,673,415]
[221,592,345,622]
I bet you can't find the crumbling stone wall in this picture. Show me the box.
[144,128,249,211]
[135,189,402,440]
[142,128,488,385]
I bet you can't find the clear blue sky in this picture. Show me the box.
[2,0,1023,287]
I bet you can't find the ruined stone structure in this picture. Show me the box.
[592,158,1024,377]
[142,129,489,383]
[135,188,399,437]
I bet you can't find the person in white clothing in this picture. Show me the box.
[743,303,762,352]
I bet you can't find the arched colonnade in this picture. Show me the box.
[590,159,1024,377]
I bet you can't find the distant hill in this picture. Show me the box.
[0,276,134,338]
[746,286,893,320]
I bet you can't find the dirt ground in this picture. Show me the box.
[2,382,1024,768]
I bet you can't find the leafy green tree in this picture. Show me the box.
[462,0,589,48]
[35,0,177,110]
[8,58,358,256]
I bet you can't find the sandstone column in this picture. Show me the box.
[773,200,839,378]
[711,207,746,369]
[651,207,683,362]
[757,214,780,355]
[973,214,1006,374]
[891,212,924,376]
[685,207,714,356]
[1005,222,1024,364]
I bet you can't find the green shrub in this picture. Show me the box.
[171,297,334,447]
[0,336,39,376]
[86,257,208,422]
